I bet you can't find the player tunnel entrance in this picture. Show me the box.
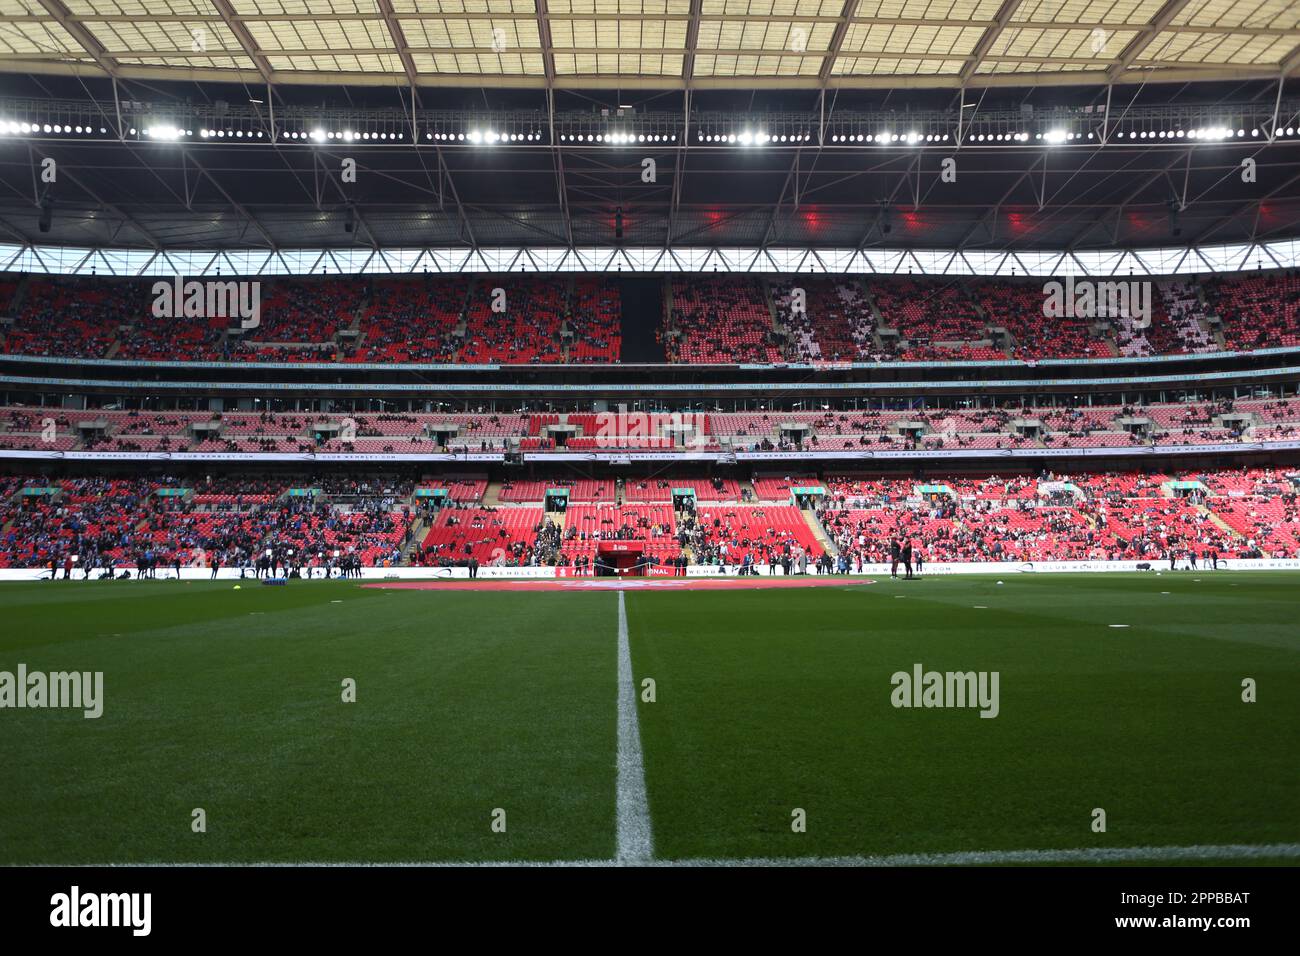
[596,541,646,576]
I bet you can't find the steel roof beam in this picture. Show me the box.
[682,0,702,88]
[959,0,1025,88]
[1107,0,1195,83]
[32,0,120,79]
[819,0,860,85]
[209,0,276,87]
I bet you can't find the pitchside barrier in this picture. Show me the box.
[6,438,1300,464]
[3,558,1300,582]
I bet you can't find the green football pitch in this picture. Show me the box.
[1,572,1297,865]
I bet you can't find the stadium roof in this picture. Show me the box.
[4,122,1299,252]
[3,0,1300,91]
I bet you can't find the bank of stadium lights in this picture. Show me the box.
[473,130,536,143]
[274,128,404,142]
[1112,127,1240,141]
[968,131,1037,142]
[1109,127,1272,142]
[318,130,402,141]
[6,110,1294,149]
[126,125,210,140]
[554,132,676,144]
[501,130,678,144]
[966,121,1282,146]
[705,130,772,145]
[695,131,809,144]
[194,128,265,139]
[421,129,544,144]
[432,130,543,142]
[961,130,1084,143]
[0,121,110,136]
[829,131,950,144]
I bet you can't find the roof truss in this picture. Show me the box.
[3,1,1300,90]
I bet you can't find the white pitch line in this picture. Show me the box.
[652,842,1300,867]
[615,590,654,863]
[88,842,1300,868]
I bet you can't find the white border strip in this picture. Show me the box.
[71,842,1300,867]
[615,590,654,863]
[3,558,1300,582]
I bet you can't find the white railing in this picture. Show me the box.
[1,240,1297,279]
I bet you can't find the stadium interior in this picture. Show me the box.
[1,0,1300,883]
[2,1,1300,580]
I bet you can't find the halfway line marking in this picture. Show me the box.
[616,590,653,863]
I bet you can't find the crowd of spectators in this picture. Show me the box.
[1204,271,1300,352]
[350,278,466,363]
[770,279,881,362]
[0,477,413,572]
[8,272,1300,365]
[663,278,783,363]
[3,465,1299,571]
